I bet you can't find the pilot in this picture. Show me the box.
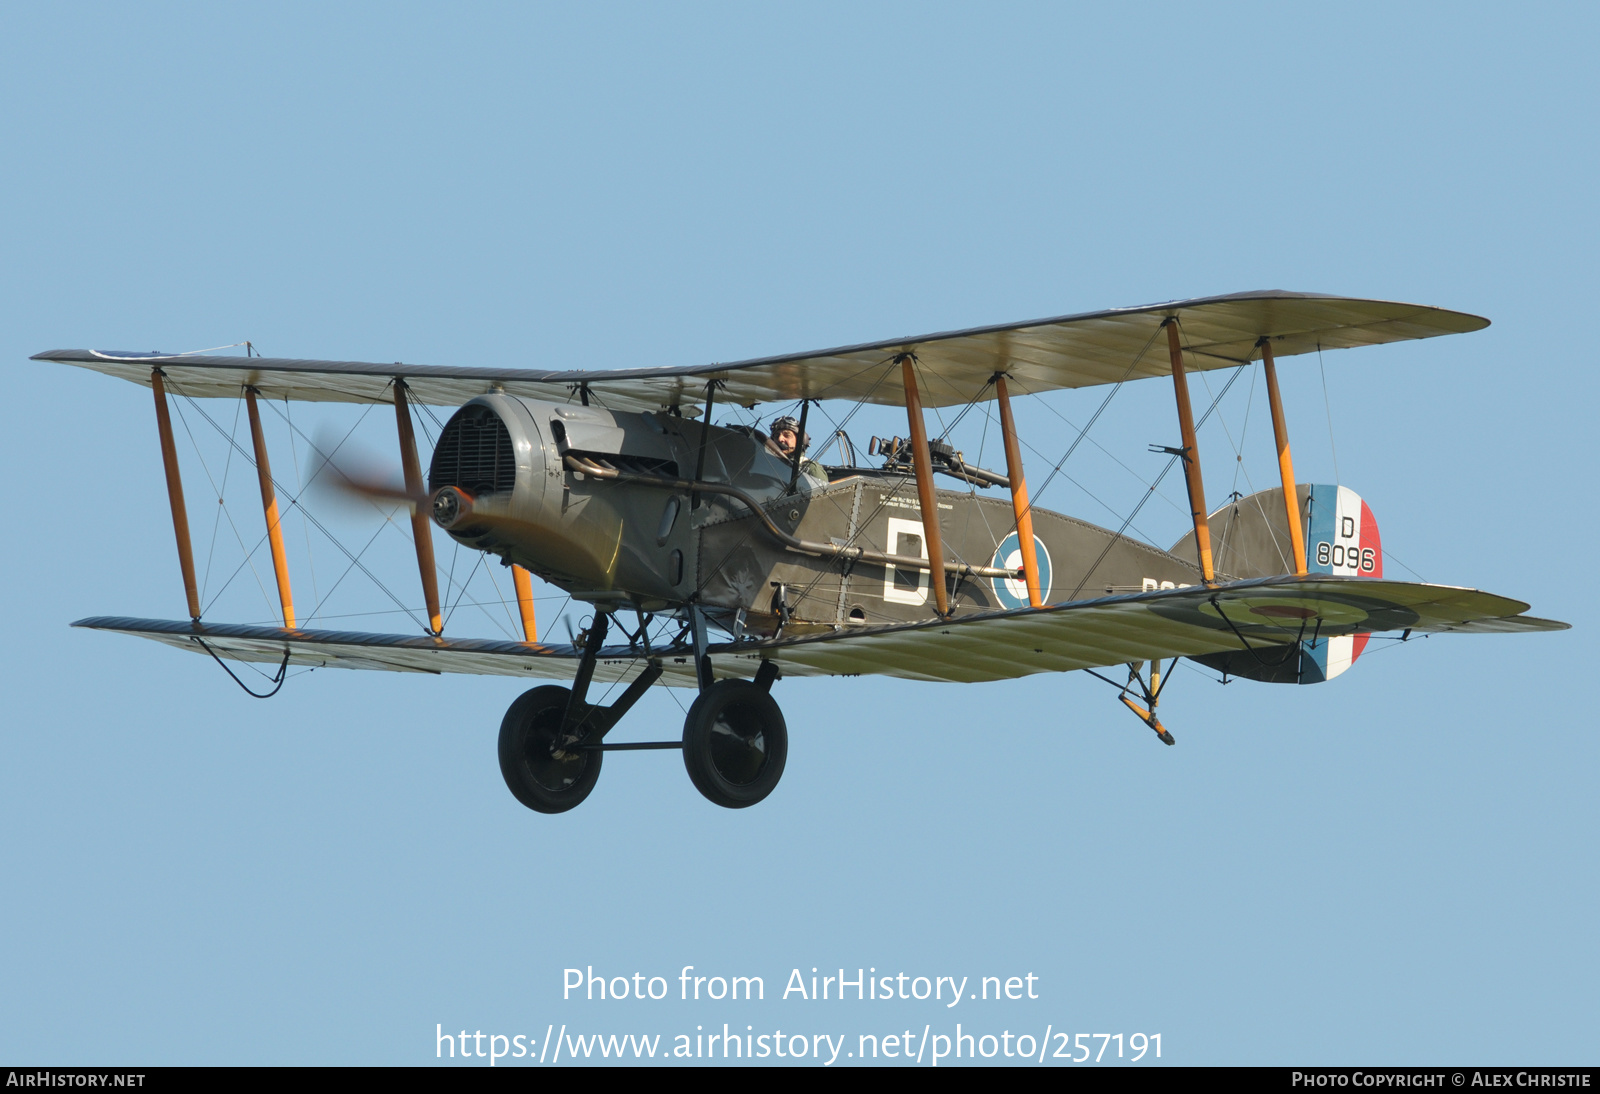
[769,415,826,482]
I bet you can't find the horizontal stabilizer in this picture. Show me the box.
[1420,614,1568,635]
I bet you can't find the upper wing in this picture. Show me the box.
[32,290,1486,411]
[75,575,1561,688]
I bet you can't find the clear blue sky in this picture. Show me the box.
[2,2,1594,1066]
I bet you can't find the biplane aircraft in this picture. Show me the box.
[33,290,1566,814]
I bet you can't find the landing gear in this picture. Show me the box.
[497,609,663,814]
[1086,659,1177,745]
[1118,659,1176,745]
[682,679,789,808]
[498,684,602,813]
[496,605,791,812]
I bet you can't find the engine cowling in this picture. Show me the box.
[426,395,791,607]
[425,394,623,589]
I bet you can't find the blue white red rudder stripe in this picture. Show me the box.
[1299,484,1383,682]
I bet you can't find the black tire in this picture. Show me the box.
[498,685,602,814]
[681,680,788,808]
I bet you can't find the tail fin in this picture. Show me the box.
[1177,484,1384,683]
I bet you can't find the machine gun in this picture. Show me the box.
[868,434,1010,489]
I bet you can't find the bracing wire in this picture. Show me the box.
[973,402,1161,542]
[1006,375,1187,519]
[443,551,488,631]
[167,390,275,617]
[198,397,244,606]
[1067,361,1249,600]
[1318,343,1341,484]
[475,557,524,639]
[1016,321,1167,526]
[1225,364,1260,502]
[185,390,426,631]
[284,396,322,609]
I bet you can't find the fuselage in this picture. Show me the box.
[426,394,1208,637]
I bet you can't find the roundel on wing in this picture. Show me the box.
[1145,588,1420,638]
[990,532,1051,610]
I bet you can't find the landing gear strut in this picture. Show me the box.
[497,610,662,814]
[497,607,791,812]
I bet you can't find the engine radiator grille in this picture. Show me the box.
[429,406,516,495]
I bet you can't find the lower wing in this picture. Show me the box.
[74,575,1564,687]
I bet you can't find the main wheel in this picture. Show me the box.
[681,680,788,808]
[498,685,602,814]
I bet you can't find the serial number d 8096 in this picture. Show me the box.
[1316,541,1376,572]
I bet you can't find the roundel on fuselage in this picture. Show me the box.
[989,532,1052,610]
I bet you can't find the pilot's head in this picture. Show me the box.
[770,415,804,457]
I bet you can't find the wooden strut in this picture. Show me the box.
[244,388,297,628]
[899,355,951,617]
[1259,338,1308,575]
[511,564,538,643]
[393,380,443,635]
[994,374,1043,607]
[1165,319,1216,585]
[151,369,202,621]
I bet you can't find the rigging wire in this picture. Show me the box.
[1225,364,1260,501]
[167,389,275,617]
[1376,545,1427,583]
[1015,322,1167,526]
[418,401,447,437]
[443,550,488,631]
[1318,343,1341,484]
[198,397,245,606]
[281,592,568,628]
[1005,375,1187,519]
[1197,365,1258,499]
[186,390,426,630]
[914,362,996,439]
[1192,363,1265,570]
[768,337,1163,619]
[964,397,1003,551]
[478,560,523,640]
[1067,361,1250,600]
[1211,363,1294,573]
[284,396,322,609]
[443,538,462,624]
[305,511,408,624]
[964,401,1162,543]
[808,358,899,440]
